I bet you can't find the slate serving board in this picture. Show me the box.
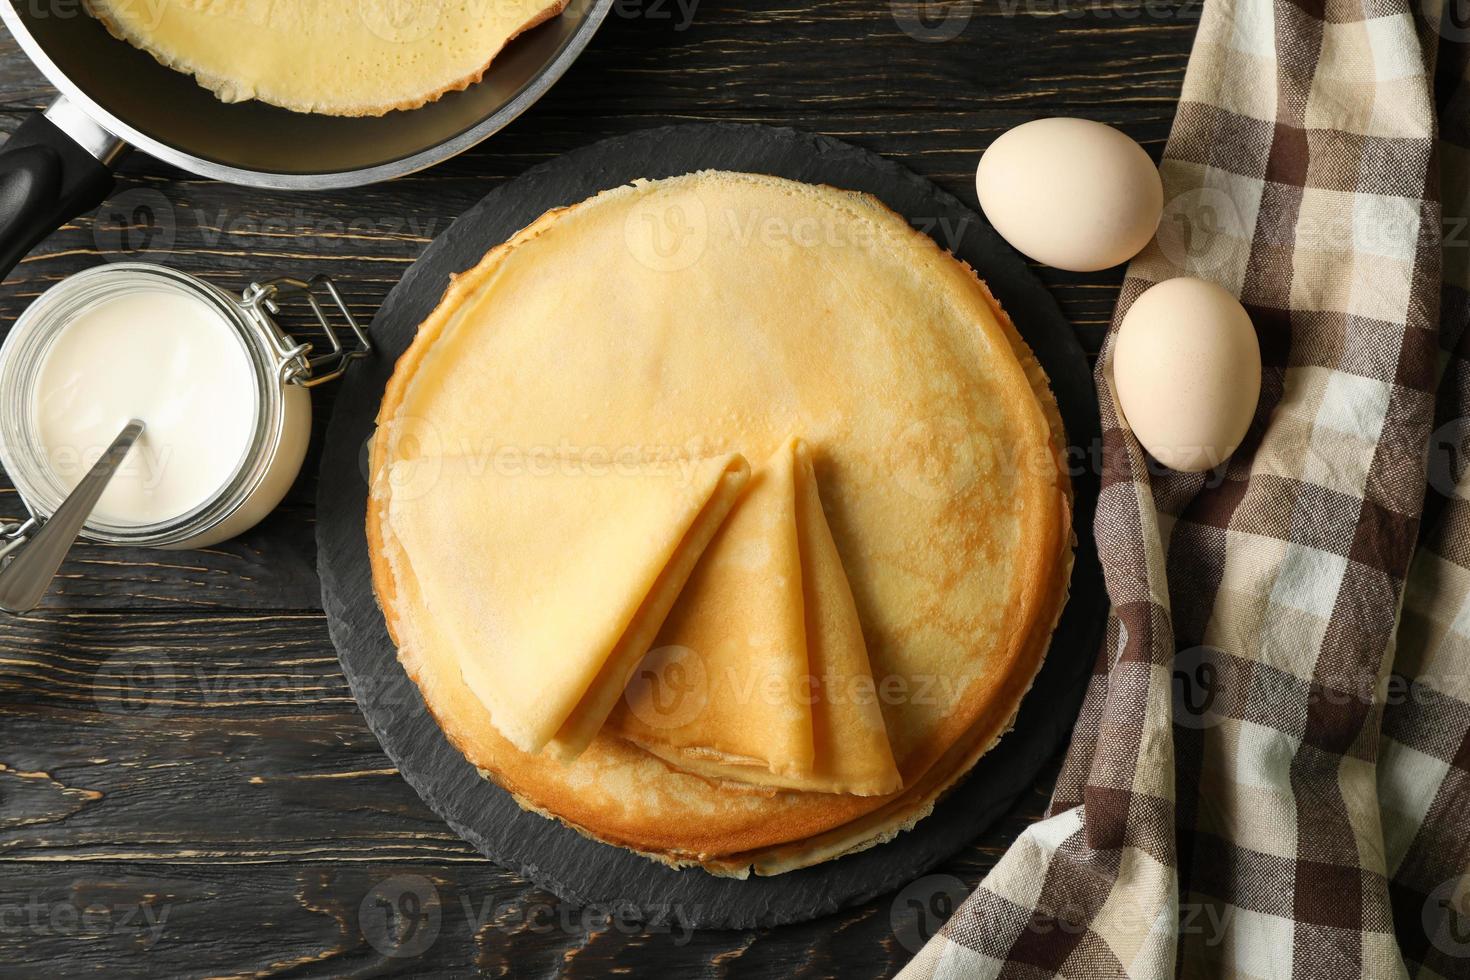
[316,123,1105,930]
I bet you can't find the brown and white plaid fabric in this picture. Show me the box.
[900,0,1470,976]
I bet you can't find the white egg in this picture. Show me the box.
[1112,277,1261,473]
[976,118,1164,273]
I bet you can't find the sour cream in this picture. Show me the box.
[32,290,258,527]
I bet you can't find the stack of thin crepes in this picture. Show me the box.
[367,171,1075,875]
[902,0,1470,975]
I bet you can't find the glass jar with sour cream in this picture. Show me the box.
[0,263,370,553]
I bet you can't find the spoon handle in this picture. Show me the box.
[0,418,144,614]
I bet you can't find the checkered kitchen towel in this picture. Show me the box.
[901,0,1470,976]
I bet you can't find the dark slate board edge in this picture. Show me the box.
[318,123,1105,930]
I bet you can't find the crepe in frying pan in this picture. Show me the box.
[368,171,1072,874]
[609,437,902,796]
[86,0,568,116]
[379,451,749,758]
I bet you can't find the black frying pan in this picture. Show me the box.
[0,0,612,276]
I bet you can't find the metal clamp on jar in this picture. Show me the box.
[0,263,371,612]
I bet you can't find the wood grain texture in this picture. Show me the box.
[0,2,1193,975]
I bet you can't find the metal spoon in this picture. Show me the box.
[0,419,144,614]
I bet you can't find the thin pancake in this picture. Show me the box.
[612,438,814,778]
[611,437,902,796]
[368,171,1072,873]
[86,0,567,116]
[381,451,749,757]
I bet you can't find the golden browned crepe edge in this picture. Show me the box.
[84,0,569,117]
[366,172,1074,874]
[621,736,903,798]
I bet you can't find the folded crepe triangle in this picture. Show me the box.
[610,437,902,796]
[382,450,751,759]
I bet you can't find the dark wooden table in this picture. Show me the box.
[0,3,1194,976]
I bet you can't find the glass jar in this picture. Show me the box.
[0,263,370,552]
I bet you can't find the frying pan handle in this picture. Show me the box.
[0,100,121,282]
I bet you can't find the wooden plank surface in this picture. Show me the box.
[0,2,1193,975]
